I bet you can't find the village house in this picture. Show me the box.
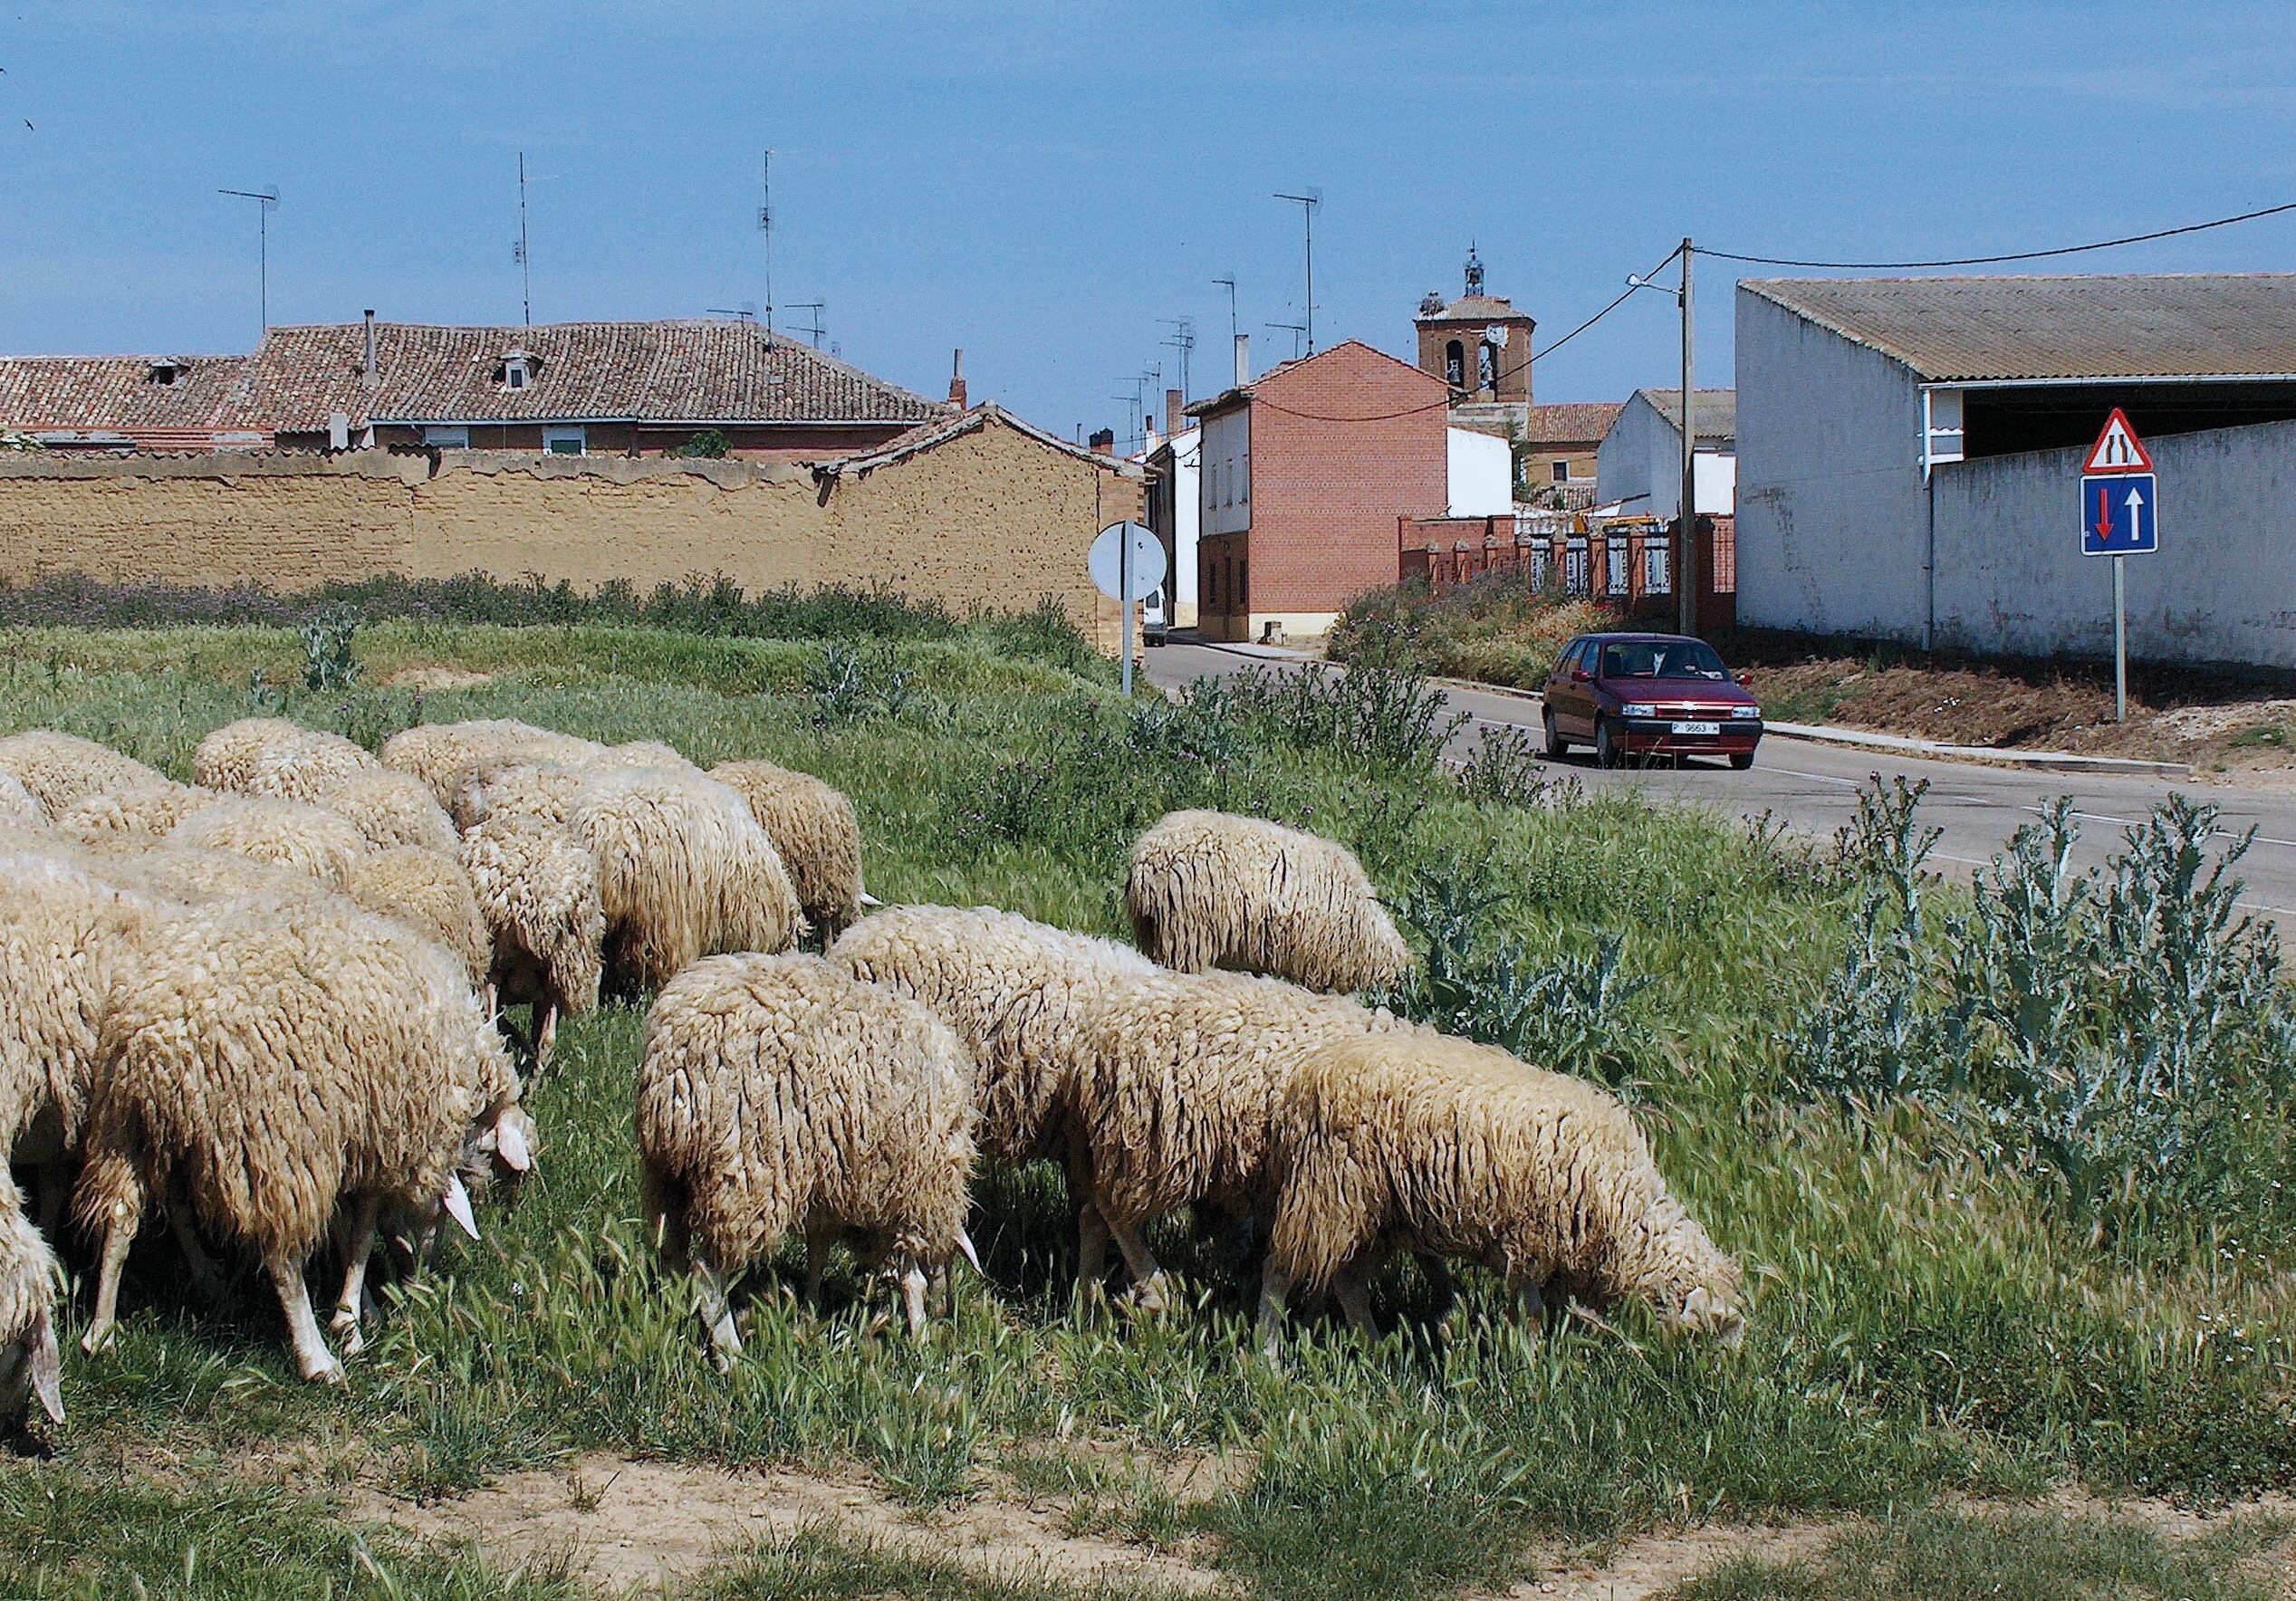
[1594,388,1737,522]
[1517,401,1624,502]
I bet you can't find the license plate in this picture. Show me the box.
[1669,721,1720,736]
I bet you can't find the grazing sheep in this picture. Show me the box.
[568,767,804,990]
[711,759,868,933]
[380,720,604,809]
[82,837,331,910]
[52,778,221,840]
[450,761,589,833]
[1259,1032,1744,1354]
[169,795,368,889]
[1071,969,1402,1305]
[195,718,374,797]
[830,905,1152,1170]
[458,813,605,1063]
[75,898,531,1383]
[347,847,492,987]
[0,1172,63,1428]
[1126,810,1411,994]
[297,765,458,854]
[0,771,42,829]
[0,730,166,818]
[636,953,977,1360]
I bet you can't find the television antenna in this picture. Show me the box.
[757,149,774,336]
[1213,275,1238,345]
[1158,317,1195,400]
[787,302,825,347]
[217,186,280,332]
[706,302,759,324]
[1273,188,1321,351]
[1265,321,1308,360]
[510,154,560,326]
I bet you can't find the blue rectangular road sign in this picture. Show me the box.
[2081,472,2157,556]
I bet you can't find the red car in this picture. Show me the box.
[1541,632,1763,770]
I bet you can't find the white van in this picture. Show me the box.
[1141,587,1170,647]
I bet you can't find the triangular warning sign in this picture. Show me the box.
[2083,407,2154,475]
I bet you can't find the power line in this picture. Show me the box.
[1702,198,2296,269]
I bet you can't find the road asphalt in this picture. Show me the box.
[1143,638,2296,934]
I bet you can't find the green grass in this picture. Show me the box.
[5,618,2294,1601]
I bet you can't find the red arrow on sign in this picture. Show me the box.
[2094,483,2115,542]
[2083,407,2155,475]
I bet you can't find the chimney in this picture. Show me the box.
[360,310,379,392]
[948,347,967,409]
[1165,387,1184,437]
[1233,332,1250,388]
[1089,427,1115,455]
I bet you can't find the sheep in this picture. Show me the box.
[458,812,605,1064]
[295,766,458,854]
[635,953,977,1361]
[711,759,869,934]
[380,720,604,809]
[450,761,589,833]
[169,794,369,889]
[568,767,804,990]
[1069,969,1403,1307]
[0,1171,63,1428]
[52,778,222,840]
[0,771,41,829]
[0,730,167,819]
[75,897,532,1383]
[829,905,1152,1171]
[1126,810,1412,994]
[194,718,374,797]
[1258,1032,1744,1355]
[347,847,492,988]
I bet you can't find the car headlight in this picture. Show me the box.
[1731,705,1761,719]
[1622,703,1657,718]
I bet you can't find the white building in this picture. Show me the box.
[1446,426,1513,515]
[1143,421,1202,628]
[1592,388,1736,521]
[1735,273,2296,667]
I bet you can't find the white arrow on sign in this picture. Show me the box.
[2124,484,2145,522]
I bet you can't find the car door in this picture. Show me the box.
[1551,639,1591,736]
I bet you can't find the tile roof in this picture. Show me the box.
[1520,401,1625,446]
[1634,388,1736,442]
[0,354,254,440]
[814,401,1142,480]
[1741,274,2296,382]
[232,320,951,431]
[1417,293,1532,323]
[1184,339,1450,418]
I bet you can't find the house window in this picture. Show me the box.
[424,426,470,448]
[1236,558,1246,609]
[543,427,587,456]
[1225,458,1235,507]
[1551,460,1571,484]
[1444,340,1465,388]
[500,347,537,391]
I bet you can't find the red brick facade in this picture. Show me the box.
[1190,341,1450,641]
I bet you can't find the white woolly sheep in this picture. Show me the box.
[0,1171,63,1428]
[0,730,167,818]
[169,794,369,889]
[194,718,374,797]
[449,760,589,833]
[380,720,605,808]
[568,767,804,990]
[458,812,605,1064]
[1126,810,1411,994]
[1070,968,1403,1306]
[1259,1031,1744,1355]
[636,953,977,1360]
[0,771,42,829]
[347,847,493,987]
[295,765,458,854]
[51,777,222,840]
[830,904,1152,1171]
[76,897,531,1383]
[711,759,869,933]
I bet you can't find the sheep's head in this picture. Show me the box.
[0,1304,63,1430]
[1657,1226,1745,1347]
[462,1098,538,1195]
[1360,900,1415,991]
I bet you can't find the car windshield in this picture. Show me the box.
[1600,639,1729,680]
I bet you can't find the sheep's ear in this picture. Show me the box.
[858,890,884,909]
[441,1174,481,1241]
[955,1229,984,1276]
[1683,1287,1716,1325]
[494,1114,532,1174]
[26,1307,62,1426]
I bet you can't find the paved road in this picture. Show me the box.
[1144,638,2296,931]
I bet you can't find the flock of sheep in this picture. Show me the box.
[0,714,1742,1430]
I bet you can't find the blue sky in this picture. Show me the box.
[2,2,2291,444]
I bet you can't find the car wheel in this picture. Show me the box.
[1594,717,1621,769]
[1542,710,1567,758]
[1729,751,1755,772]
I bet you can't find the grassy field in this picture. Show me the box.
[3,608,2293,1599]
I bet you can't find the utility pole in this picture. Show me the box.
[1676,237,1697,638]
[1274,192,1320,352]
[218,187,280,332]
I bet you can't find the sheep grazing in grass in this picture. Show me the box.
[711,759,869,934]
[169,795,369,889]
[569,767,804,990]
[1071,969,1403,1307]
[52,778,220,840]
[297,766,458,855]
[636,953,977,1360]
[76,898,531,1383]
[0,730,167,819]
[196,718,375,798]
[0,771,42,830]
[347,847,492,988]
[380,720,604,809]
[1126,810,1411,994]
[450,761,588,833]
[1259,1032,1744,1355]
[0,1172,63,1429]
[830,905,1152,1171]
[458,813,605,1063]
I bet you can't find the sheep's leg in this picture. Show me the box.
[691,1245,742,1371]
[167,1197,226,1298]
[929,1265,951,1321]
[82,1219,136,1357]
[898,1264,929,1338]
[1106,1214,1169,1313]
[1256,1260,1295,1360]
[1075,1204,1110,1290]
[802,1216,836,1311]
[533,998,561,1067]
[265,1250,345,1385]
[1334,1255,1380,1342]
[329,1193,382,1357]
[34,1166,66,1239]
[1505,1270,1548,1332]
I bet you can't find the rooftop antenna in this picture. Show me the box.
[789,302,825,347]
[706,302,759,324]
[1273,190,1321,352]
[1213,276,1238,347]
[514,153,532,326]
[217,186,280,332]
[1266,321,1308,360]
[1158,317,1195,400]
[758,149,774,337]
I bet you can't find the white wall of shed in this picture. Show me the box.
[1446,427,1513,516]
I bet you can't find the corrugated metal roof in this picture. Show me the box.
[1635,388,1736,441]
[1742,274,2296,381]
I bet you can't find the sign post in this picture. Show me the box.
[2078,408,2158,723]
[1089,521,1167,698]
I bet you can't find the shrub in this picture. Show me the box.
[301,602,361,691]
[1213,663,1465,772]
[1455,724,1557,809]
[808,638,914,724]
[674,428,732,458]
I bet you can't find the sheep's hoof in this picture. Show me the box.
[328,1312,366,1357]
[1120,1276,1171,1317]
[302,1356,348,1386]
[79,1325,115,1359]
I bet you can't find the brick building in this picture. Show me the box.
[1187,340,1450,642]
[1414,246,1537,440]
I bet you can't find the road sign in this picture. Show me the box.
[2081,473,2157,556]
[2083,407,2155,475]
[1090,521,1166,602]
